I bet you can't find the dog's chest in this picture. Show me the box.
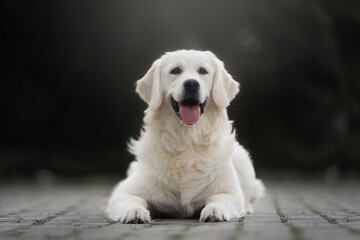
[162,151,216,196]
[165,151,208,178]
[147,153,218,218]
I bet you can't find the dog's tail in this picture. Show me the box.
[250,179,265,204]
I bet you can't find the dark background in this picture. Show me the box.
[1,0,359,179]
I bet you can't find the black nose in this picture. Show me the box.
[183,79,200,94]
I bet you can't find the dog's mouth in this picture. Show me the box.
[171,97,206,125]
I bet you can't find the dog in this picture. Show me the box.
[107,50,265,223]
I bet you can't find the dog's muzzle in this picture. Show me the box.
[171,79,206,125]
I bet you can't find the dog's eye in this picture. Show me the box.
[198,67,208,75]
[170,67,182,75]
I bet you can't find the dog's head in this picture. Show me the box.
[136,50,239,125]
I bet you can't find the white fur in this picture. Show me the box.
[107,50,265,223]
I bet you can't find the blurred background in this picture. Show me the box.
[1,0,359,180]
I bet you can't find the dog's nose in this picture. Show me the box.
[183,79,200,94]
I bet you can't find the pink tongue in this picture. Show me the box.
[179,104,201,125]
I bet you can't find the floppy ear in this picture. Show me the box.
[211,55,240,108]
[136,59,162,110]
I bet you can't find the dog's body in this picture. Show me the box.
[108,50,264,223]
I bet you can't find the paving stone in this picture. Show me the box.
[0,178,359,240]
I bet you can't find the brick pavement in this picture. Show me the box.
[0,177,359,240]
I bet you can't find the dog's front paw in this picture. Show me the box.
[109,208,151,224]
[200,206,230,222]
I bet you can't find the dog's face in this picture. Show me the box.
[163,51,213,125]
[136,50,239,125]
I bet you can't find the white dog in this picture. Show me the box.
[107,50,264,223]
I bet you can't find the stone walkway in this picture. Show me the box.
[0,177,359,240]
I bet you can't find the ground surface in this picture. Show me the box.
[0,176,359,240]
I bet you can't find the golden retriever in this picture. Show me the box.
[107,50,264,223]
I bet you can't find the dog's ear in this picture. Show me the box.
[210,53,240,108]
[136,59,162,110]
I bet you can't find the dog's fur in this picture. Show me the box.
[107,50,265,223]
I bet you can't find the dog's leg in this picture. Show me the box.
[200,192,246,222]
[108,192,150,223]
[231,143,266,213]
[107,176,151,223]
